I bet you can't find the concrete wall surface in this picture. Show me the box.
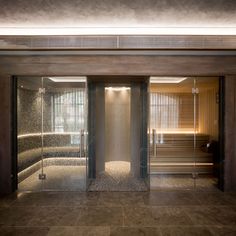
[0,0,235,27]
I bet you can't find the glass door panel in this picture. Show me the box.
[194,77,220,190]
[149,77,195,190]
[42,77,88,191]
[17,77,44,191]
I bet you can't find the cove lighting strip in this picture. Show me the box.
[49,76,87,82]
[105,87,130,91]
[147,131,198,134]
[0,27,236,35]
[153,163,213,166]
[150,77,187,83]
[18,132,84,138]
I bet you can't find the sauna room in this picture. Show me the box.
[149,77,220,190]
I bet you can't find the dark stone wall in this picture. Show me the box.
[224,76,236,191]
[0,75,12,194]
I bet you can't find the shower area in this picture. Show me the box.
[87,79,149,191]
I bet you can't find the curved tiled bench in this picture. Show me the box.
[18,133,86,182]
[18,146,82,172]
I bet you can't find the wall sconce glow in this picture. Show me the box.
[49,76,87,82]
[150,77,187,83]
[105,87,130,91]
[0,27,236,35]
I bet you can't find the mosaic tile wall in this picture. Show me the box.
[17,87,52,135]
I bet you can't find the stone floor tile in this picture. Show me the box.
[160,226,213,236]
[143,191,201,206]
[194,192,235,205]
[110,226,161,236]
[208,226,236,236]
[28,207,79,226]
[0,226,50,236]
[75,206,123,226]
[0,193,18,207]
[0,206,38,226]
[61,192,99,206]
[98,192,146,206]
[12,192,66,207]
[124,206,193,226]
[184,206,236,225]
[223,192,236,205]
[47,226,110,236]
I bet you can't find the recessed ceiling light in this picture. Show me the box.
[105,87,130,91]
[150,77,187,83]
[0,27,236,35]
[48,76,87,82]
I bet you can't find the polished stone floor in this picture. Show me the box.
[0,190,236,235]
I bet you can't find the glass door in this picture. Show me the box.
[194,77,220,190]
[17,76,88,191]
[17,77,44,191]
[149,77,195,190]
[42,77,88,191]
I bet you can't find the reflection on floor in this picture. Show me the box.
[89,161,148,191]
[1,190,236,235]
[151,174,218,191]
[18,166,86,191]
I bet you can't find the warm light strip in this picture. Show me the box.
[49,76,87,82]
[105,87,130,91]
[150,77,187,83]
[18,132,84,138]
[149,131,198,134]
[152,163,213,166]
[0,27,236,35]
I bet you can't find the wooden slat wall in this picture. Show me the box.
[198,87,219,140]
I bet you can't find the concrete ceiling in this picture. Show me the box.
[0,0,235,27]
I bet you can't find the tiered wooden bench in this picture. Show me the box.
[150,133,213,174]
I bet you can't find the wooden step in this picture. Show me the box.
[150,164,213,174]
[149,133,213,174]
[151,158,213,163]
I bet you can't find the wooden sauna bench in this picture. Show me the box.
[150,133,214,174]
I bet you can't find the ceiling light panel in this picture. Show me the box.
[0,27,236,35]
[150,77,187,83]
[48,76,87,82]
